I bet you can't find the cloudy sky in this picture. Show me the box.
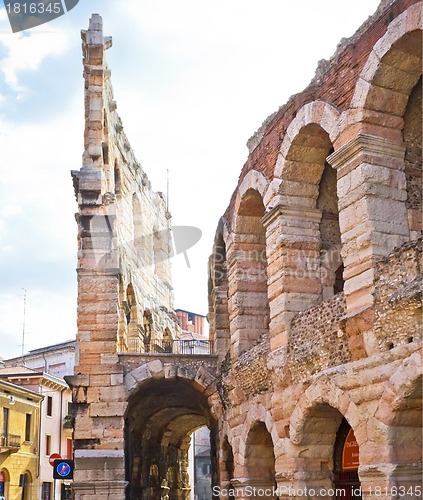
[0,0,381,359]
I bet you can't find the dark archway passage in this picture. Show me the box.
[125,378,218,500]
[334,418,362,500]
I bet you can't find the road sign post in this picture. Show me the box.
[53,460,74,480]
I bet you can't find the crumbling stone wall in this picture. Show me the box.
[287,293,349,381]
[233,334,271,398]
[373,238,422,351]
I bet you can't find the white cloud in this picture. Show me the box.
[0,26,71,93]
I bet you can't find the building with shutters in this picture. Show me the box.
[0,379,42,500]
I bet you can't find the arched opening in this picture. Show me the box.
[163,327,173,353]
[278,123,341,307]
[0,469,9,499]
[124,284,140,350]
[20,471,32,500]
[132,194,143,243]
[232,189,270,354]
[192,427,213,500]
[244,422,276,497]
[221,437,235,500]
[389,375,422,488]
[208,229,230,354]
[317,158,344,299]
[362,30,422,117]
[143,309,153,353]
[117,279,128,352]
[403,76,422,240]
[125,379,218,500]
[333,418,362,499]
[293,402,361,499]
[213,232,228,289]
[354,27,422,254]
[114,159,121,196]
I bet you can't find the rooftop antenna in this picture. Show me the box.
[21,288,27,364]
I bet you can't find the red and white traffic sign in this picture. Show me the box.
[49,453,61,466]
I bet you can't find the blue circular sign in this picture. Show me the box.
[56,462,71,477]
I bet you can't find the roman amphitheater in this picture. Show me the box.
[67,0,422,498]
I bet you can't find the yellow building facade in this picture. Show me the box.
[0,379,42,500]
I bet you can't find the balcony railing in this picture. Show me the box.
[119,338,215,355]
[63,414,74,429]
[1,433,21,450]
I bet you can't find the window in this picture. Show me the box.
[25,414,32,442]
[45,435,51,456]
[2,408,9,435]
[41,482,52,500]
[46,396,53,417]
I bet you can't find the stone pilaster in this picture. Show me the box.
[262,205,322,350]
[227,233,270,359]
[359,462,423,500]
[328,134,409,311]
[328,134,409,355]
[72,450,127,500]
[231,478,278,500]
[210,287,231,362]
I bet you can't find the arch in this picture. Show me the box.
[233,169,270,217]
[317,161,344,298]
[333,418,362,499]
[389,373,422,464]
[375,350,422,425]
[274,100,340,179]
[124,375,219,500]
[275,122,334,208]
[132,193,143,242]
[375,352,422,461]
[290,381,363,446]
[403,76,422,239]
[239,404,277,460]
[21,470,33,500]
[124,359,219,406]
[142,309,153,352]
[244,421,276,485]
[273,115,344,305]
[230,187,270,355]
[371,352,422,489]
[0,468,10,499]
[208,220,231,354]
[211,226,228,290]
[289,388,366,500]
[220,435,235,500]
[114,159,121,195]
[351,2,422,116]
